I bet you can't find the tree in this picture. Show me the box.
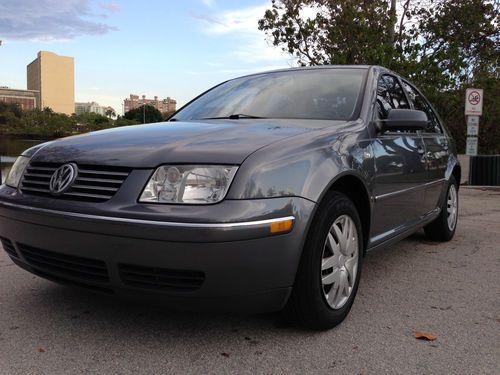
[0,106,141,138]
[258,0,500,153]
[105,107,116,118]
[163,110,176,120]
[114,115,140,127]
[74,112,113,132]
[124,105,164,124]
[258,0,398,67]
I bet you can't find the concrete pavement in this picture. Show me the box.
[0,186,498,374]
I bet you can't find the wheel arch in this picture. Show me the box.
[314,172,372,254]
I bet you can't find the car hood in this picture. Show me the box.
[31,120,338,167]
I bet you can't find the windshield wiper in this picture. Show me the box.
[200,114,265,120]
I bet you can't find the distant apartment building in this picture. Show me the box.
[0,87,39,110]
[75,101,116,116]
[124,94,176,115]
[27,51,75,115]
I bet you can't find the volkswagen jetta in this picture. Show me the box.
[0,66,460,329]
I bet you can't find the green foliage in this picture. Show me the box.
[105,108,116,118]
[259,0,500,154]
[0,106,141,139]
[0,102,23,119]
[259,0,398,66]
[72,112,113,132]
[124,105,164,124]
[114,115,140,127]
[163,110,176,120]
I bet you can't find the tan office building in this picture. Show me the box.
[27,51,75,115]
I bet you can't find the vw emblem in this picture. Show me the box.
[49,163,78,195]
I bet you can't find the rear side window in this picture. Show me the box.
[402,81,442,133]
[376,74,410,119]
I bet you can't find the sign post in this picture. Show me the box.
[465,88,483,156]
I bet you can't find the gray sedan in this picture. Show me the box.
[0,65,460,329]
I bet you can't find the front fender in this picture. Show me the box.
[226,123,375,203]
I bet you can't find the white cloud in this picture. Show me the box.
[193,3,296,66]
[0,0,117,41]
[201,0,214,7]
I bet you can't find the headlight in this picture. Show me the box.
[139,165,238,204]
[5,156,30,188]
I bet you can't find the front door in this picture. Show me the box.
[370,74,427,244]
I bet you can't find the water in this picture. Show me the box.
[0,137,47,183]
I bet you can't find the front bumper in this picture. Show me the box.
[0,187,315,313]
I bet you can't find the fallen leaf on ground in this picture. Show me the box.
[220,352,230,358]
[414,331,437,341]
[38,348,45,353]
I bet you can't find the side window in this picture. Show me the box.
[376,74,410,119]
[402,81,442,133]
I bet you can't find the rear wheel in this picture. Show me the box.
[283,192,363,330]
[424,176,459,241]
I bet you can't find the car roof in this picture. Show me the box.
[227,64,390,81]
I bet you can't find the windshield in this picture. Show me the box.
[173,68,367,122]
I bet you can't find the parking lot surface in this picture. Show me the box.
[0,186,499,374]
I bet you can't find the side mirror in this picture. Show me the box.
[378,109,428,132]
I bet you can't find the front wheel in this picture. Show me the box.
[283,191,363,330]
[424,176,459,241]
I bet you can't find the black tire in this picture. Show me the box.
[424,176,459,241]
[283,191,363,330]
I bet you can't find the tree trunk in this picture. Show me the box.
[388,0,397,44]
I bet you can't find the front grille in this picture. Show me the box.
[18,243,109,283]
[119,263,205,292]
[20,162,131,202]
[0,237,18,258]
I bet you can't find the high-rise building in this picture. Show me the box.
[124,94,176,115]
[27,51,75,115]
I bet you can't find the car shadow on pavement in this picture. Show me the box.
[7,230,436,338]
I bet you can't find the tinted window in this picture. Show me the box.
[402,81,442,133]
[173,69,366,121]
[376,74,410,119]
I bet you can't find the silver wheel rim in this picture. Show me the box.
[321,214,359,310]
[447,184,458,231]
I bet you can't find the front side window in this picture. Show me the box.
[376,74,410,119]
[402,81,442,133]
[173,69,367,122]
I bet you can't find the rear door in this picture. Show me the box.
[371,74,428,242]
[402,81,449,212]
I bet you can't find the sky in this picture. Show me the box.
[0,0,296,114]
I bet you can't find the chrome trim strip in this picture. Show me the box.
[375,178,446,202]
[0,201,295,229]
